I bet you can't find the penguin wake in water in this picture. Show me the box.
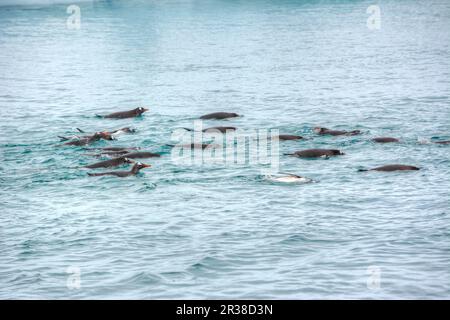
[88,162,151,177]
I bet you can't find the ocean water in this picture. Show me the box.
[1,0,449,299]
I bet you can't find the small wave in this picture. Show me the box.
[188,256,230,273]
[118,271,162,286]
[278,234,336,245]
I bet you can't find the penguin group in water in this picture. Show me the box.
[58,107,448,181]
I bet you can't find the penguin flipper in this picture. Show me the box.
[76,128,85,133]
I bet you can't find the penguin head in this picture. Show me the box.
[313,127,327,134]
[121,127,136,133]
[138,162,151,169]
[97,131,115,140]
[331,149,345,155]
[92,132,105,140]
[132,162,151,172]
[123,157,134,164]
[135,107,149,115]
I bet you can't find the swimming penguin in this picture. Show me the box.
[359,165,420,172]
[111,127,136,135]
[120,151,161,159]
[58,131,115,142]
[265,173,313,183]
[285,148,344,158]
[58,135,80,141]
[418,138,450,145]
[84,157,134,169]
[182,126,236,133]
[99,107,148,119]
[83,147,140,156]
[166,143,220,150]
[199,112,239,120]
[83,150,132,157]
[85,147,140,152]
[77,127,136,136]
[314,127,361,136]
[88,162,151,177]
[372,137,400,143]
[62,132,114,146]
[274,135,304,141]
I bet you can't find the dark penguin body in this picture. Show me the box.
[167,143,219,150]
[84,157,133,169]
[122,151,161,159]
[372,137,399,143]
[63,139,93,146]
[199,112,239,120]
[101,107,148,119]
[183,126,236,133]
[434,140,450,145]
[59,131,115,143]
[83,147,140,157]
[285,148,344,158]
[275,135,304,141]
[77,127,136,135]
[62,132,114,146]
[83,151,131,157]
[314,127,361,136]
[359,165,420,172]
[88,162,151,177]
[85,147,140,152]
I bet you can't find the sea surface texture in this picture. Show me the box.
[0,0,449,299]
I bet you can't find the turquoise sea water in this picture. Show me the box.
[0,0,449,299]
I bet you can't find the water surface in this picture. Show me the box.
[0,0,449,299]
